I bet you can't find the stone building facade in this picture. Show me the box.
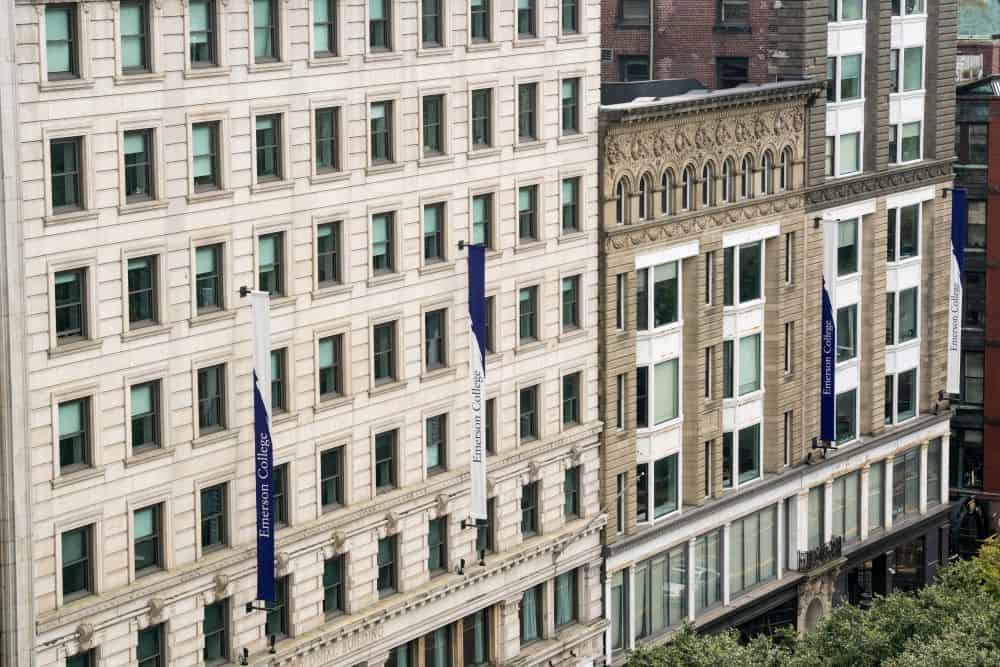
[598,30,957,660]
[0,1,606,666]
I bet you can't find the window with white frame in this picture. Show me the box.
[835,388,857,444]
[889,122,921,164]
[635,453,679,522]
[635,261,679,330]
[721,423,762,488]
[828,0,863,22]
[826,54,862,103]
[836,304,857,362]
[891,0,925,16]
[635,358,679,428]
[884,367,917,425]
[885,287,918,345]
[722,240,762,305]
[836,218,859,276]
[887,203,919,262]
[838,132,861,175]
[721,333,761,398]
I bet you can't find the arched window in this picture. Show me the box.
[760,151,773,195]
[702,163,715,207]
[780,148,792,191]
[639,174,652,220]
[661,171,672,215]
[722,159,734,203]
[682,166,694,211]
[615,180,626,225]
[741,155,753,199]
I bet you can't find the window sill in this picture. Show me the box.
[421,366,456,384]
[365,163,405,177]
[309,170,350,186]
[417,46,454,58]
[48,339,102,359]
[183,66,230,80]
[364,51,403,64]
[515,340,546,356]
[271,411,299,429]
[114,72,165,86]
[418,260,455,277]
[50,465,106,489]
[468,147,502,161]
[466,41,501,53]
[367,273,405,289]
[186,189,234,205]
[311,284,352,302]
[44,209,99,227]
[713,23,752,34]
[557,133,588,146]
[251,179,294,195]
[313,395,354,415]
[267,295,297,311]
[616,21,650,30]
[308,55,350,69]
[118,199,168,216]
[513,37,545,49]
[124,447,173,469]
[121,323,171,343]
[557,33,588,44]
[419,154,453,169]
[188,309,237,329]
[39,78,95,93]
[558,328,588,345]
[557,231,587,245]
[636,417,683,439]
[248,61,292,74]
[192,430,238,450]
[514,240,545,255]
[515,140,546,153]
[368,380,408,399]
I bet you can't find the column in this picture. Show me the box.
[940,434,951,505]
[603,572,613,664]
[860,464,871,540]
[687,537,697,621]
[796,490,809,553]
[776,499,785,579]
[543,579,555,639]
[627,565,636,651]
[824,479,834,543]
[885,455,894,531]
[499,595,522,662]
[722,522,731,605]
[919,440,929,515]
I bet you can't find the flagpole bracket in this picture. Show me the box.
[238,285,251,298]
[245,601,269,613]
[461,518,486,531]
[457,240,467,251]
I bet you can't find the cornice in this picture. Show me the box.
[804,159,954,211]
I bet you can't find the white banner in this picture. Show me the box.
[947,189,966,395]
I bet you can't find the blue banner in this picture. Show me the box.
[820,278,836,442]
[468,244,487,520]
[253,368,275,602]
[947,188,967,394]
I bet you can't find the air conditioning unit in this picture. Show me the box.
[601,48,614,63]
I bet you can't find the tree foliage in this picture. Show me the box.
[626,537,1000,667]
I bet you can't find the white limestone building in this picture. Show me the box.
[0,1,606,665]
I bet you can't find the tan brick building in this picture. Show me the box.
[597,80,956,660]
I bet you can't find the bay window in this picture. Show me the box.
[722,240,762,306]
[636,261,679,330]
[635,358,679,427]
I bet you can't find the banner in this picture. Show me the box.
[947,188,967,395]
[820,277,836,442]
[249,292,275,602]
[468,245,488,521]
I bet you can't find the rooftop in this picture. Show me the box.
[959,0,1000,39]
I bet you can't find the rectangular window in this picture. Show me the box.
[422,95,444,156]
[564,465,580,518]
[886,293,896,345]
[967,124,989,165]
[704,347,713,399]
[835,388,857,444]
[890,48,899,92]
[197,364,226,433]
[265,576,289,638]
[258,232,284,296]
[783,411,792,466]
[189,1,217,66]
[653,453,679,517]
[463,609,490,666]
[561,78,579,134]
[133,504,162,574]
[635,544,688,637]
[620,55,650,82]
[253,0,279,61]
[807,484,824,549]
[868,460,884,531]
[900,122,921,162]
[427,516,447,575]
[475,497,495,554]
[127,256,157,327]
[272,463,288,527]
[518,286,538,342]
[520,584,544,644]
[322,555,345,616]
[695,529,722,613]
[561,177,580,232]
[887,204,920,262]
[555,569,578,627]
[721,241,762,305]
[373,322,396,383]
[54,268,87,342]
[317,334,343,399]
[374,429,397,491]
[884,373,895,425]
[50,137,82,211]
[636,367,648,429]
[561,0,579,32]
[517,0,536,38]
[46,5,78,79]
[716,56,749,88]
[966,201,986,249]
[615,473,625,533]
[470,89,492,149]
[705,251,714,304]
[784,322,793,373]
[424,627,451,666]
[738,333,761,395]
[369,0,391,50]
[316,221,341,286]
[898,287,918,342]
[62,525,92,599]
[313,0,337,56]
[519,385,538,441]
[719,0,750,24]
[192,122,220,191]
[704,440,713,495]
[421,0,442,47]
[836,304,857,362]
[896,368,917,422]
[825,136,835,177]
[654,261,680,326]
[485,397,496,454]
[137,624,163,667]
[737,423,760,484]
[637,268,649,328]
[123,129,154,201]
[837,218,858,275]
[927,439,941,506]
[521,481,539,536]
[319,446,344,508]
[200,483,227,551]
[484,296,495,353]
[610,571,627,651]
[615,374,624,429]
[562,372,581,426]
[518,185,538,241]
[892,448,920,519]
[471,0,490,42]
[832,471,860,543]
[784,232,794,284]
[517,83,537,142]
[903,46,923,92]
[377,535,398,596]
[130,381,160,452]
[653,358,679,423]
[426,413,447,473]
[255,115,282,180]
[315,108,339,172]
[121,1,150,72]
[424,308,447,370]
[826,57,836,102]
[838,54,862,101]
[839,132,861,175]
[722,340,734,399]
[562,276,580,331]
[964,352,984,404]
[370,101,393,163]
[203,599,228,664]
[728,506,777,596]
[371,212,395,273]
[636,463,649,522]
[472,192,493,246]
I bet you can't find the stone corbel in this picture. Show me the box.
[276,552,291,577]
[148,597,166,624]
[213,573,229,599]
[436,493,450,516]
[76,623,95,652]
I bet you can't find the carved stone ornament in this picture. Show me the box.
[76,622,94,648]
[568,445,582,466]
[213,573,229,598]
[386,510,401,534]
[331,530,346,553]
[528,461,541,480]
[436,493,450,515]
[276,552,291,576]
[148,597,166,623]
